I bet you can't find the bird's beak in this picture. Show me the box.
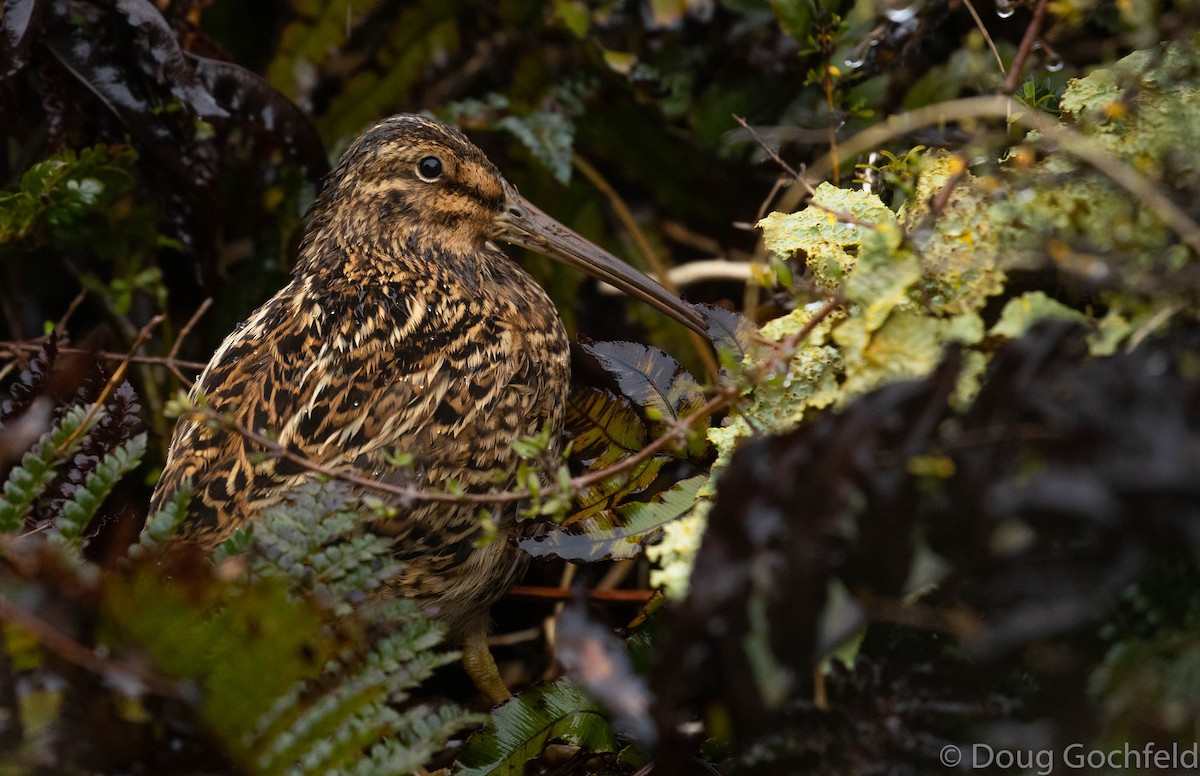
[494,188,708,336]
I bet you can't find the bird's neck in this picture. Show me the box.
[291,230,547,316]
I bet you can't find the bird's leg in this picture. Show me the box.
[462,624,512,705]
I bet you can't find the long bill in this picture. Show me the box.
[494,187,708,336]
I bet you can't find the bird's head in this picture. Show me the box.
[302,114,706,335]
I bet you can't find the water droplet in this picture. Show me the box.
[1044,55,1064,72]
[882,0,921,22]
[845,38,877,69]
[995,0,1017,17]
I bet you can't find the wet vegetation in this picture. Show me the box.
[2,0,1200,773]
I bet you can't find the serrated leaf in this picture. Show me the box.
[522,475,704,562]
[456,679,616,776]
[578,341,708,459]
[563,389,681,522]
[567,455,669,525]
[565,388,647,469]
[698,303,760,364]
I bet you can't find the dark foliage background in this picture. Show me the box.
[1,0,1199,774]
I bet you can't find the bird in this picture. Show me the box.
[150,113,706,703]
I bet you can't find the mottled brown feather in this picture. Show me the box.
[151,115,569,637]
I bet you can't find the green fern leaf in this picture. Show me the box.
[132,480,192,555]
[457,679,616,776]
[0,405,94,531]
[356,704,482,775]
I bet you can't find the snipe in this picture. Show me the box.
[151,114,705,702]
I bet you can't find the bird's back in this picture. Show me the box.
[152,240,569,635]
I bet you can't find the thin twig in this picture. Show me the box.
[733,114,801,180]
[52,291,88,335]
[795,95,1200,255]
[961,0,1006,77]
[0,341,207,373]
[0,591,186,699]
[165,297,213,384]
[508,585,656,604]
[1002,0,1050,95]
[734,114,878,228]
[569,391,730,492]
[58,316,164,455]
[181,300,843,511]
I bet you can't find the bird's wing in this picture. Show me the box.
[152,276,525,541]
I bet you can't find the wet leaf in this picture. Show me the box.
[566,454,669,526]
[188,54,330,178]
[561,387,672,523]
[42,2,221,188]
[577,341,708,459]
[457,679,616,776]
[698,303,760,365]
[0,0,42,78]
[565,388,648,470]
[112,0,228,121]
[522,475,704,561]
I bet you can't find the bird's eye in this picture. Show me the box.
[417,156,443,181]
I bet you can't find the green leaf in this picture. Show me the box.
[457,679,616,776]
[522,474,704,562]
[0,405,95,532]
[770,0,814,43]
[0,146,137,243]
[134,480,192,554]
[497,110,576,185]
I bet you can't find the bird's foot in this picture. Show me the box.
[462,626,512,706]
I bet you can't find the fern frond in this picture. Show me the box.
[255,672,394,775]
[253,621,467,776]
[253,481,403,606]
[133,479,192,554]
[52,432,146,542]
[170,479,477,775]
[0,405,95,532]
[355,704,483,776]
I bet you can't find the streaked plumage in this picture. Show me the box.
[151,114,704,700]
